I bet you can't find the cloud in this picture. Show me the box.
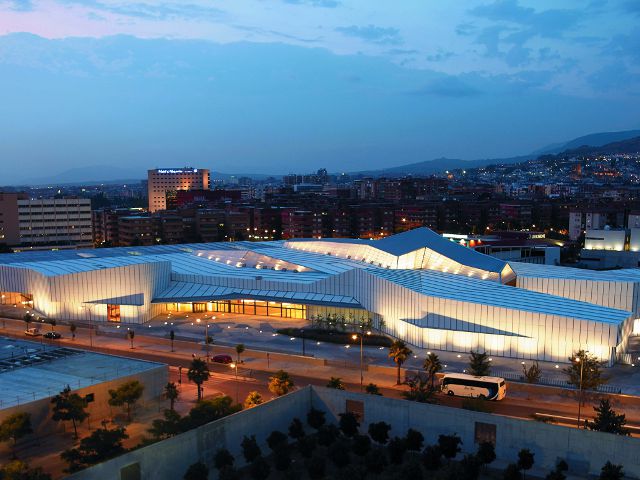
[282,0,340,7]
[410,77,481,98]
[56,1,225,21]
[335,24,402,45]
[1,0,33,11]
[426,50,455,62]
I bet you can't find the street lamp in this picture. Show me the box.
[230,362,239,403]
[196,318,212,361]
[352,330,371,391]
[575,351,589,429]
[81,304,95,348]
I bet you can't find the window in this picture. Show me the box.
[474,422,496,445]
[107,304,121,322]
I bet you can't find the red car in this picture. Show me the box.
[212,354,233,364]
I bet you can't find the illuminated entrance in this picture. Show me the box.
[168,299,307,319]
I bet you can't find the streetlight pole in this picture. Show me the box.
[352,330,371,391]
[577,355,585,428]
[230,362,239,403]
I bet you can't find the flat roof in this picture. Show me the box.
[0,338,164,409]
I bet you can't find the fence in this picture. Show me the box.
[491,369,623,394]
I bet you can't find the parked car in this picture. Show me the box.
[24,327,41,336]
[212,354,233,364]
[44,331,62,339]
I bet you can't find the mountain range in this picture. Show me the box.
[6,129,640,186]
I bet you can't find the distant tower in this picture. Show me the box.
[147,167,210,212]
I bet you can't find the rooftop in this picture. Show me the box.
[0,337,164,409]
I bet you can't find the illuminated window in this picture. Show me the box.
[107,304,121,322]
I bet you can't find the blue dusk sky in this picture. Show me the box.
[0,0,639,182]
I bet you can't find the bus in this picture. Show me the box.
[441,373,507,400]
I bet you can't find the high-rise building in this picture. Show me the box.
[0,193,92,250]
[147,167,210,213]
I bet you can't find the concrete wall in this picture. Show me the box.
[0,364,167,436]
[67,386,313,480]
[67,386,640,480]
[313,387,640,479]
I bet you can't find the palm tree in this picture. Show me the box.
[326,377,345,390]
[423,352,443,389]
[244,391,263,409]
[164,382,179,411]
[389,340,413,385]
[235,344,245,364]
[187,358,210,400]
[268,370,294,396]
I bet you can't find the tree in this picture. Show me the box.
[0,412,32,459]
[0,460,52,480]
[61,426,128,473]
[438,434,462,462]
[273,447,291,471]
[235,344,245,364]
[339,411,359,437]
[128,329,135,349]
[268,370,294,396]
[389,340,413,384]
[365,383,382,395]
[545,459,568,480]
[503,463,521,480]
[518,449,535,480]
[403,374,438,403]
[405,428,424,451]
[186,396,240,428]
[563,350,606,390]
[244,391,263,409]
[70,322,77,340]
[288,418,305,440]
[468,350,491,376]
[266,430,288,451]
[587,398,629,435]
[164,382,179,411]
[51,386,88,439]
[422,445,442,470]
[522,361,542,384]
[307,408,325,430]
[169,330,175,352]
[187,358,210,401]
[297,435,316,458]
[249,457,270,480]
[477,441,496,467]
[147,409,182,440]
[368,421,391,445]
[328,440,351,468]
[352,434,371,456]
[214,449,234,470]
[366,447,388,474]
[327,377,346,390]
[241,435,261,462]
[317,424,340,446]
[183,461,208,480]
[108,380,144,422]
[599,461,624,480]
[388,436,407,464]
[306,455,326,479]
[423,352,443,388]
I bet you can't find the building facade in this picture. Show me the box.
[0,228,636,365]
[147,167,210,213]
[0,194,92,250]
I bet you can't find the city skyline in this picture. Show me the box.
[1,1,639,183]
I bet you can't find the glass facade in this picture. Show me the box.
[168,299,306,319]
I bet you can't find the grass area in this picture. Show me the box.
[276,328,392,347]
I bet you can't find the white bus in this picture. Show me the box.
[441,373,507,400]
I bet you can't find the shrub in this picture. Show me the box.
[476,441,496,466]
[317,424,340,446]
[438,434,462,461]
[306,455,326,480]
[307,408,326,430]
[273,447,291,471]
[405,428,424,451]
[422,445,442,470]
[297,435,316,458]
[365,447,388,474]
[240,435,261,463]
[214,449,234,470]
[365,383,382,395]
[183,461,208,480]
[388,436,407,464]
[266,430,287,451]
[329,440,351,468]
[288,418,305,440]
[351,434,371,456]
[249,457,270,480]
[503,463,521,480]
[339,411,360,437]
[368,421,391,444]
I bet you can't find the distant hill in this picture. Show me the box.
[556,136,640,157]
[356,129,640,177]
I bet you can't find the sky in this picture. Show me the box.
[0,0,639,182]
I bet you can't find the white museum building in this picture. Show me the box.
[0,228,638,365]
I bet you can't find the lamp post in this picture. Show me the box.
[576,356,584,428]
[230,362,239,403]
[197,318,211,361]
[301,329,306,356]
[352,330,371,391]
[82,304,94,348]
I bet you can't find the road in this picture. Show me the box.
[3,318,640,431]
